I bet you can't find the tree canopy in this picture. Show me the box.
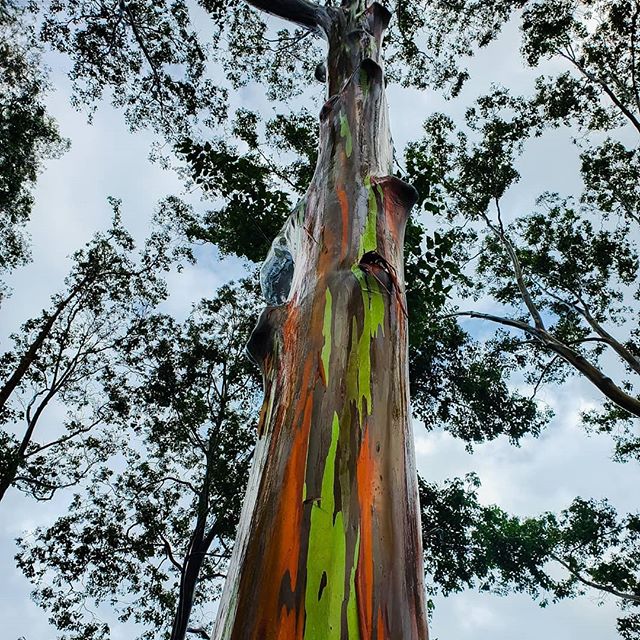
[0,0,67,296]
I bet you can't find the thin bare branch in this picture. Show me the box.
[483,202,545,330]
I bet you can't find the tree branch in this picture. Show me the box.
[450,311,640,417]
[159,533,183,572]
[573,294,640,377]
[483,202,545,330]
[532,279,640,376]
[551,554,640,605]
[0,282,85,412]
[630,7,640,115]
[445,310,538,336]
[243,0,331,34]
[556,49,640,134]
[529,355,561,400]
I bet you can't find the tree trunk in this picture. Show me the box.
[0,285,81,413]
[171,414,226,640]
[213,2,428,638]
[171,532,211,640]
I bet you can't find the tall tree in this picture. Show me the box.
[212,1,427,638]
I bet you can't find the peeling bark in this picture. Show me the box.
[212,3,428,638]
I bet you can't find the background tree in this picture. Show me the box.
[419,474,640,639]
[0,197,194,503]
[16,279,261,640]
[400,0,640,452]
[25,0,228,138]
[394,2,640,635]
[404,97,640,432]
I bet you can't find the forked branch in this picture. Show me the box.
[551,553,640,605]
[449,310,640,418]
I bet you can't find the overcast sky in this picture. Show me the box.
[1,6,639,640]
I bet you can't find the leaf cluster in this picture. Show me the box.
[420,474,640,634]
[0,1,68,290]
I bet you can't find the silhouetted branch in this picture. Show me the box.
[243,0,331,33]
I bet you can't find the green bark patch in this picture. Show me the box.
[348,270,385,420]
[340,110,353,158]
[304,412,354,638]
[359,177,381,259]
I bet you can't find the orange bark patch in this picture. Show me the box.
[282,305,300,354]
[356,427,376,636]
[377,607,385,640]
[277,606,298,639]
[318,357,327,386]
[253,358,315,640]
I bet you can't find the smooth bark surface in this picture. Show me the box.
[213,2,428,638]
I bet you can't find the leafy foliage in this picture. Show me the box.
[420,475,640,635]
[405,85,640,449]
[395,0,640,134]
[0,1,67,291]
[27,0,228,137]
[177,138,292,263]
[4,1,639,638]
[0,197,194,502]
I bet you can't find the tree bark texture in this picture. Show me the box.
[213,3,428,638]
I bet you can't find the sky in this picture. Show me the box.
[1,5,639,640]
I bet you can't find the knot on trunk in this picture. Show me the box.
[359,250,393,292]
[246,307,276,369]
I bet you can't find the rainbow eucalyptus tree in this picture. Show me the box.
[213,1,428,638]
